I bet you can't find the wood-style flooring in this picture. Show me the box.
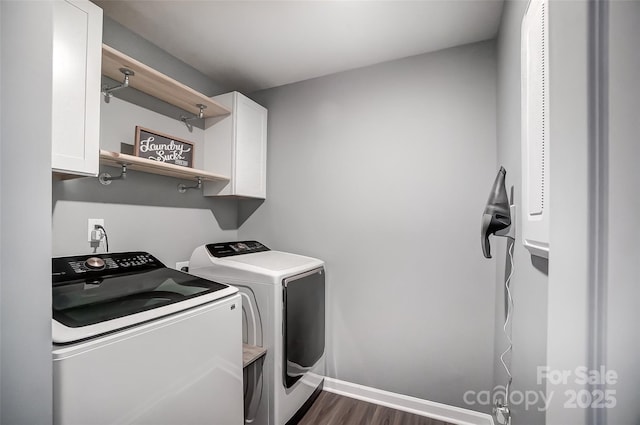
[298,391,454,425]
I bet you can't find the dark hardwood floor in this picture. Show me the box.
[298,391,454,425]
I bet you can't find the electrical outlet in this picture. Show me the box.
[175,261,189,272]
[88,219,104,242]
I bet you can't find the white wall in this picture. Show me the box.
[606,1,640,423]
[240,41,498,411]
[497,3,640,424]
[494,1,548,423]
[1,1,54,423]
[546,1,592,423]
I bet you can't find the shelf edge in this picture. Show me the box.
[99,150,230,182]
[243,344,267,368]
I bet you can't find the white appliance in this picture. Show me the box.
[521,0,550,258]
[52,251,243,425]
[189,241,325,425]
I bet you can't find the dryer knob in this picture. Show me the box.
[85,257,105,270]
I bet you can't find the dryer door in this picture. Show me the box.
[238,286,266,425]
[240,287,262,347]
[282,267,325,388]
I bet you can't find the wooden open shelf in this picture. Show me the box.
[102,44,231,119]
[100,150,229,182]
[243,344,267,368]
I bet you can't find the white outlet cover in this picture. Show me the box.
[88,218,104,242]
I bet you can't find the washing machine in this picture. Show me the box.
[189,241,325,425]
[51,251,243,425]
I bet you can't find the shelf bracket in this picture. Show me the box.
[99,164,127,185]
[180,104,207,132]
[177,177,202,193]
[102,68,135,103]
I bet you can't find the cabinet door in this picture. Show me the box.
[51,0,102,177]
[234,94,267,198]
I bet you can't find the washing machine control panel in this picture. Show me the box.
[52,251,164,284]
[206,241,270,258]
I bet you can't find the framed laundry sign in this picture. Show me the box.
[134,126,194,168]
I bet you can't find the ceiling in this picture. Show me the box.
[96,1,504,93]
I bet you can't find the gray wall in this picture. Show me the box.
[52,98,239,268]
[240,41,498,411]
[102,16,227,97]
[606,1,640,423]
[100,16,229,126]
[493,1,548,424]
[1,1,54,423]
[0,3,3,417]
[52,17,238,268]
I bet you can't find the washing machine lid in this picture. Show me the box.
[52,252,237,344]
[218,251,319,272]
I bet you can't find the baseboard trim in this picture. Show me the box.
[323,378,494,425]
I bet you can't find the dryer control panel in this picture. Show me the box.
[206,241,270,258]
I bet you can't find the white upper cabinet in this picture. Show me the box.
[203,92,267,199]
[52,0,102,177]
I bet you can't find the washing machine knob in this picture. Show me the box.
[85,257,105,270]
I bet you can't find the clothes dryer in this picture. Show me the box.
[190,241,325,425]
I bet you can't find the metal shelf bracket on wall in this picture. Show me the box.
[180,104,207,132]
[102,67,135,103]
[99,164,127,185]
[178,177,202,193]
